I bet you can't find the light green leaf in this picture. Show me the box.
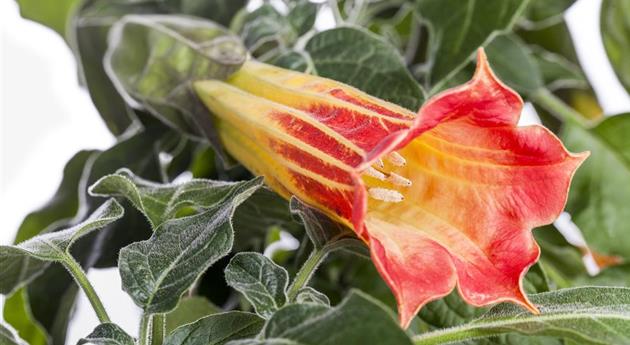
[118,178,262,313]
[2,290,48,345]
[165,296,220,335]
[78,323,134,345]
[90,168,259,229]
[254,290,413,345]
[413,287,630,345]
[164,311,264,345]
[305,27,425,110]
[561,113,630,259]
[601,0,630,94]
[485,35,543,94]
[105,14,247,139]
[294,287,330,306]
[15,0,80,37]
[0,199,124,295]
[417,0,530,90]
[225,252,289,318]
[0,322,28,345]
[240,5,295,54]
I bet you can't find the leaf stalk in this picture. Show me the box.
[62,256,111,323]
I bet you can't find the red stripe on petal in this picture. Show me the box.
[289,171,354,220]
[329,88,414,120]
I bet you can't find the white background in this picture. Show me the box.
[1,0,629,344]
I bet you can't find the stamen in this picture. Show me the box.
[368,188,404,203]
[388,151,406,166]
[374,158,385,169]
[387,172,412,187]
[364,167,386,180]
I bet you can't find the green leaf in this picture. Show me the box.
[240,5,296,53]
[534,225,587,289]
[305,27,425,110]
[287,1,318,36]
[523,0,575,28]
[105,14,247,139]
[417,0,530,90]
[225,252,289,318]
[532,48,588,91]
[78,323,134,345]
[269,51,311,72]
[118,178,262,313]
[601,0,630,94]
[294,287,330,306]
[165,0,248,26]
[413,287,630,345]
[0,322,28,345]
[485,35,543,94]
[90,168,260,229]
[164,311,264,345]
[2,290,48,345]
[15,0,80,37]
[561,113,630,259]
[254,290,413,345]
[164,296,221,335]
[0,199,124,295]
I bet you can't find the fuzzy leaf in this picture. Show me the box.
[294,287,330,306]
[119,178,262,313]
[305,27,425,110]
[0,199,124,295]
[225,252,289,318]
[601,0,630,94]
[164,312,264,345]
[0,322,28,345]
[78,323,134,345]
[413,287,630,345]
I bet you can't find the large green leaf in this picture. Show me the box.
[164,312,264,345]
[413,287,630,345]
[522,0,575,28]
[225,252,289,318]
[1,322,28,345]
[416,0,530,90]
[601,0,630,94]
[15,0,80,37]
[240,290,413,345]
[0,199,123,295]
[561,114,630,259]
[485,35,543,95]
[105,14,247,140]
[118,178,262,313]
[78,323,134,345]
[305,27,425,110]
[164,296,220,335]
[2,290,48,345]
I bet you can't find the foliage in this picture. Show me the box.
[3,1,630,345]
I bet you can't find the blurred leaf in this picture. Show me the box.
[577,263,630,287]
[287,1,318,36]
[1,322,28,345]
[164,312,264,345]
[522,0,575,28]
[532,48,588,91]
[416,0,530,90]
[534,226,587,289]
[485,34,543,94]
[106,14,247,141]
[119,178,262,313]
[2,290,48,345]
[562,114,630,259]
[601,0,630,94]
[240,5,296,55]
[78,323,134,345]
[15,0,80,37]
[250,290,412,345]
[269,50,310,72]
[0,199,123,295]
[164,296,220,335]
[164,0,247,26]
[225,252,289,318]
[413,287,630,345]
[294,287,330,306]
[305,27,425,110]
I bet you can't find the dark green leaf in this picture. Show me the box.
[305,27,425,110]
[485,35,543,94]
[0,199,123,295]
[294,287,330,306]
[413,287,630,345]
[240,5,296,54]
[255,290,413,345]
[523,0,575,28]
[532,48,588,91]
[90,169,259,229]
[287,1,318,36]
[15,0,80,37]
[165,0,248,26]
[164,311,264,345]
[78,323,134,345]
[225,252,289,318]
[165,296,221,335]
[118,178,262,313]
[562,113,630,259]
[106,14,247,139]
[269,51,311,72]
[534,225,587,289]
[601,0,630,94]
[417,0,530,90]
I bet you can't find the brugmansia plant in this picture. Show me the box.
[1,1,629,345]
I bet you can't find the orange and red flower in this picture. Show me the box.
[195,49,587,328]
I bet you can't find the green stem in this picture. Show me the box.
[138,314,152,345]
[151,314,165,345]
[412,326,503,345]
[530,88,589,128]
[286,247,328,301]
[62,256,111,323]
[328,0,344,25]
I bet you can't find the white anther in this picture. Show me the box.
[387,172,412,187]
[374,158,385,169]
[368,188,404,203]
[364,167,386,180]
[387,151,406,166]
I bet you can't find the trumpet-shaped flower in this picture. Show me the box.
[195,49,587,328]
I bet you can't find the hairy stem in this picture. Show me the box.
[62,256,111,323]
[530,88,590,127]
[412,326,503,345]
[286,247,328,301]
[151,314,165,345]
[139,314,152,345]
